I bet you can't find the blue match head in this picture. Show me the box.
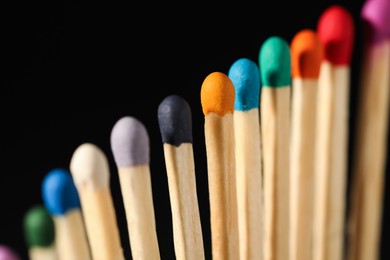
[41,168,80,216]
[228,58,261,111]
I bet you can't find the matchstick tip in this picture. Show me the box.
[23,205,55,248]
[317,5,355,65]
[42,168,80,216]
[110,116,150,167]
[200,72,235,116]
[228,57,261,111]
[291,29,324,79]
[158,95,193,146]
[70,143,110,189]
[259,36,291,87]
[361,0,390,38]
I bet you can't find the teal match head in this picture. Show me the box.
[258,36,291,87]
[23,205,55,248]
[41,168,80,216]
[228,58,261,111]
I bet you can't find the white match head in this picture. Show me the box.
[69,143,110,190]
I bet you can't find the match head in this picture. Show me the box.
[291,29,324,79]
[23,205,55,248]
[157,95,193,146]
[317,5,355,65]
[200,71,235,116]
[228,58,261,111]
[361,0,390,39]
[110,116,150,167]
[259,36,291,87]
[0,245,20,260]
[41,168,80,216]
[70,143,110,190]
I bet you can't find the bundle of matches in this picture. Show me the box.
[15,1,390,260]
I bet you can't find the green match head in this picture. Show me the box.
[23,204,55,248]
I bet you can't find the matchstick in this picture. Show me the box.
[23,205,58,260]
[200,71,239,260]
[289,29,323,260]
[41,168,92,260]
[347,0,390,259]
[313,6,355,260]
[69,143,125,260]
[157,94,205,260]
[110,116,161,260]
[258,35,291,260]
[228,57,263,260]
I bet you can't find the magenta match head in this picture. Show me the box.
[0,245,20,260]
[361,0,390,40]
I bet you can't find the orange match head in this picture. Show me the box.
[291,29,324,79]
[200,72,235,116]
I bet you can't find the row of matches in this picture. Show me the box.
[1,1,388,260]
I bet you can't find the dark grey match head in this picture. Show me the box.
[157,95,193,146]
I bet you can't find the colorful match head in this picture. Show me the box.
[70,143,110,190]
[200,71,235,116]
[259,36,291,87]
[23,205,55,249]
[228,58,261,111]
[110,116,150,167]
[317,5,355,65]
[361,0,390,39]
[0,245,20,260]
[291,29,324,79]
[41,168,80,216]
[158,95,193,146]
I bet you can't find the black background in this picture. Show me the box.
[2,0,389,259]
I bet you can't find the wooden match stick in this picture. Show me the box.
[41,168,92,260]
[289,29,323,260]
[228,57,263,260]
[259,35,291,260]
[110,116,161,260]
[200,71,239,260]
[157,94,205,260]
[313,5,354,260]
[70,143,125,260]
[347,0,390,259]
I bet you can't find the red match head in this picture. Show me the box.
[317,5,355,65]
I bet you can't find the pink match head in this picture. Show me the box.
[361,0,390,39]
[0,245,20,260]
[317,5,355,65]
